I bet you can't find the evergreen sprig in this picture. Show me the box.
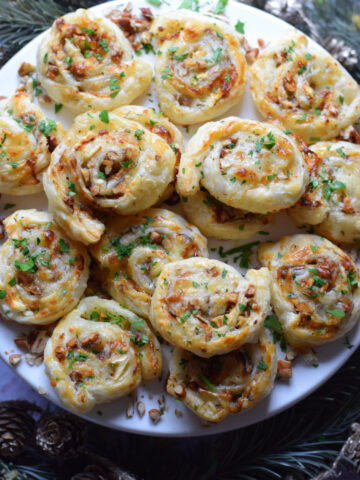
[0,0,68,53]
[0,458,57,480]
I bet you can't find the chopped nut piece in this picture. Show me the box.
[18,62,35,77]
[140,7,153,21]
[35,355,44,366]
[157,394,165,410]
[126,399,134,418]
[25,353,37,366]
[173,384,186,398]
[9,354,22,366]
[149,408,161,424]
[14,336,29,350]
[174,409,183,418]
[136,401,146,418]
[30,330,50,355]
[140,31,152,45]
[285,347,297,361]
[277,359,292,378]
[38,94,52,105]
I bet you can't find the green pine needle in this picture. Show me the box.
[0,0,68,52]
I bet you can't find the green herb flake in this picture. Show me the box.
[326,309,345,317]
[39,118,57,136]
[235,20,245,34]
[198,372,215,391]
[99,110,109,124]
[257,360,268,371]
[59,238,70,253]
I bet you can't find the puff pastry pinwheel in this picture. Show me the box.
[180,189,274,240]
[44,110,177,245]
[289,141,360,244]
[90,208,208,319]
[150,257,271,357]
[177,117,309,217]
[44,296,162,412]
[151,10,248,125]
[250,30,360,143]
[167,329,277,422]
[0,209,90,325]
[258,234,360,348]
[37,9,152,114]
[111,105,184,201]
[0,91,63,195]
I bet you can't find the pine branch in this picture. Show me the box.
[0,458,57,480]
[0,0,68,51]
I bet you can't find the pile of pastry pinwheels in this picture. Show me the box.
[0,4,359,424]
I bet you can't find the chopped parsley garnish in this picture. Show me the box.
[297,113,307,123]
[59,238,70,253]
[257,360,268,371]
[99,39,109,52]
[212,47,222,64]
[263,132,276,150]
[0,290,6,299]
[326,309,345,317]
[178,0,199,10]
[264,314,286,352]
[179,311,191,323]
[14,257,38,273]
[67,181,77,196]
[218,241,260,269]
[134,129,145,141]
[110,237,134,259]
[198,372,215,391]
[323,179,346,201]
[39,118,57,136]
[235,20,245,34]
[99,110,109,123]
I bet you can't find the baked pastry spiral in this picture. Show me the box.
[177,117,309,216]
[112,105,184,201]
[258,234,360,348]
[44,110,177,245]
[289,141,360,244]
[37,9,152,114]
[90,208,208,319]
[180,189,274,240]
[251,30,360,143]
[167,328,277,422]
[44,296,162,412]
[0,209,90,325]
[151,10,247,125]
[0,91,63,195]
[150,258,271,357]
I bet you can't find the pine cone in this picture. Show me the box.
[71,456,138,480]
[35,411,86,459]
[0,401,41,459]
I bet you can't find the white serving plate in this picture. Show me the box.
[0,0,358,437]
